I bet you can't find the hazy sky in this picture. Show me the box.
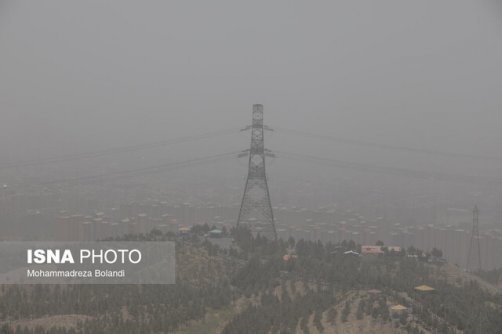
[1,0,501,162]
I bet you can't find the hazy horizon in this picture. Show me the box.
[1,0,502,226]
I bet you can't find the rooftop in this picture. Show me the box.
[414,285,435,292]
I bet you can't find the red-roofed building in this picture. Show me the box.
[361,245,384,255]
[361,245,401,255]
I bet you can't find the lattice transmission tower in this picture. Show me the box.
[466,205,482,272]
[237,104,277,240]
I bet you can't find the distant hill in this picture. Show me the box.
[0,226,501,334]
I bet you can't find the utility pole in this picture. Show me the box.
[237,104,277,240]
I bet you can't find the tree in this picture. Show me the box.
[431,248,443,258]
[356,300,365,320]
[327,307,337,325]
[341,302,351,322]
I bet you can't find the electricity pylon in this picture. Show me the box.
[237,104,277,240]
[466,205,482,272]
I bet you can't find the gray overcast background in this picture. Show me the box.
[1,0,501,158]
[1,1,502,216]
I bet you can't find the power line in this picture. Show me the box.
[4,126,498,172]
[0,128,239,170]
[276,151,500,186]
[276,127,501,162]
[40,151,240,187]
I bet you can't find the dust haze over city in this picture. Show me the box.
[1,1,502,333]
